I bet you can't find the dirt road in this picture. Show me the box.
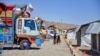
[1,37,72,56]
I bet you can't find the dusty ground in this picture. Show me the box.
[0,37,72,56]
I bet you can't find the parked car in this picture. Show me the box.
[46,29,55,39]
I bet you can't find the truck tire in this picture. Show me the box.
[20,40,31,49]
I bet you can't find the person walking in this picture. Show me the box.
[53,32,56,44]
[53,26,61,45]
[57,34,61,44]
[55,29,61,44]
[53,26,57,44]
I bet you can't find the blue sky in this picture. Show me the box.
[1,0,100,25]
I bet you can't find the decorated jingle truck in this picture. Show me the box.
[0,2,41,53]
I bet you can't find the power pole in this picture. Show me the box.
[61,18,63,34]
[61,18,63,29]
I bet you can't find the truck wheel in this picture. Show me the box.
[20,40,31,49]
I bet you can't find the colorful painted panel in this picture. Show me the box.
[0,27,13,46]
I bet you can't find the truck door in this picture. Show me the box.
[23,19,39,36]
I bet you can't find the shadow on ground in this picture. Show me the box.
[3,47,40,50]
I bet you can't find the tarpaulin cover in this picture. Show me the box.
[81,34,91,47]
[67,32,76,39]
[86,23,100,34]
[75,25,81,32]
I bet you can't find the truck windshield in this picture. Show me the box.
[24,20,35,30]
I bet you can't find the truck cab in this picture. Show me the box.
[15,18,40,49]
[16,18,39,36]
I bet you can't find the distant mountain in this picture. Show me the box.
[43,20,76,30]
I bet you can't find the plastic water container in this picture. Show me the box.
[35,37,41,47]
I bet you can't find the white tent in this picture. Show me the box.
[67,32,76,39]
[81,22,100,52]
[67,30,77,45]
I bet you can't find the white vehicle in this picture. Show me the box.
[47,29,55,38]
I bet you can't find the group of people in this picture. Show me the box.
[35,18,61,45]
[53,28,61,45]
[40,26,61,45]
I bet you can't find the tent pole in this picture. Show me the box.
[97,34,99,52]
